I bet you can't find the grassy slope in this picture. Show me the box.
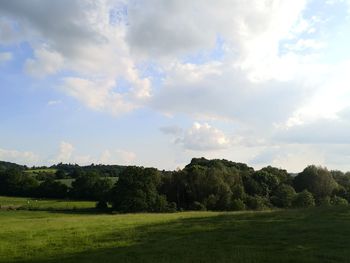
[24,169,57,174]
[0,198,350,263]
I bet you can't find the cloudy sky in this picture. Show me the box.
[1,0,350,172]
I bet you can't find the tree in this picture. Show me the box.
[245,195,270,210]
[294,165,338,201]
[243,170,279,198]
[190,201,206,211]
[160,162,242,211]
[55,169,67,179]
[110,167,167,212]
[0,168,39,197]
[261,166,292,185]
[230,199,246,211]
[70,172,112,200]
[292,190,315,208]
[37,178,68,198]
[270,184,296,208]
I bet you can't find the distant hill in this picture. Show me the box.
[0,161,27,171]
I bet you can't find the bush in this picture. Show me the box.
[167,202,178,213]
[318,196,331,206]
[294,165,338,200]
[245,196,270,210]
[230,199,246,211]
[331,196,348,206]
[190,201,207,211]
[204,194,218,210]
[292,190,315,208]
[153,195,169,212]
[271,184,296,208]
[96,201,108,210]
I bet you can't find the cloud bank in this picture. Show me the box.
[1,0,350,171]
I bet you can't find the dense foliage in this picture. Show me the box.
[1,158,349,212]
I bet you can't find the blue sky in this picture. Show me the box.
[1,0,350,172]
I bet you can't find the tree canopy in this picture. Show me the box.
[1,158,349,212]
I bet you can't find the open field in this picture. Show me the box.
[0,196,96,211]
[0,197,350,263]
[24,169,57,174]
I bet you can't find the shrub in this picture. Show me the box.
[271,184,296,208]
[190,201,207,211]
[204,194,218,210]
[292,190,315,208]
[294,165,338,200]
[331,196,348,206]
[245,195,270,210]
[318,196,331,206]
[230,199,246,211]
[96,201,108,210]
[153,195,169,212]
[167,202,178,213]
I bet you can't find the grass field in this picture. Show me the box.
[24,169,57,174]
[0,197,350,263]
[0,196,96,211]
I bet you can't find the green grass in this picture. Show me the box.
[0,196,96,211]
[24,168,57,174]
[0,197,350,263]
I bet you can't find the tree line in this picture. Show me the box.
[1,158,350,212]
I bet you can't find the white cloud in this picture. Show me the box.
[25,47,64,77]
[0,0,322,119]
[279,60,350,128]
[0,52,12,63]
[0,0,150,114]
[48,141,137,166]
[271,145,326,173]
[0,148,39,166]
[152,61,304,126]
[61,77,140,115]
[54,141,74,163]
[126,0,308,62]
[170,122,230,151]
[2,0,350,171]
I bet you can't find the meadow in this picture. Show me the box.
[0,196,350,263]
[0,196,96,211]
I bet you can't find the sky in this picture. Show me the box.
[1,0,350,172]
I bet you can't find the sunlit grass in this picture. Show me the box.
[0,197,350,263]
[0,196,95,210]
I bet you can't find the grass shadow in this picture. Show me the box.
[15,207,350,263]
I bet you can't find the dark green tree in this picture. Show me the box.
[110,167,166,212]
[292,190,315,208]
[37,178,68,198]
[0,168,38,197]
[70,172,112,200]
[294,165,338,201]
[271,184,296,208]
